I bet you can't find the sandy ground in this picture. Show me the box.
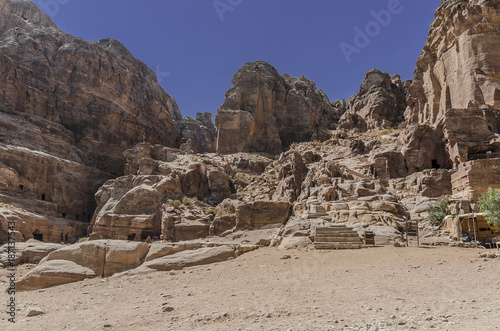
[1,245,500,331]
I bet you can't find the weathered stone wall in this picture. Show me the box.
[405,0,500,126]
[452,158,500,201]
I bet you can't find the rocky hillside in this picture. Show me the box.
[1,0,500,248]
[0,0,183,243]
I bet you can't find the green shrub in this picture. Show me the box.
[182,197,191,206]
[169,200,181,209]
[78,237,89,243]
[478,188,500,225]
[427,196,451,226]
[205,208,216,216]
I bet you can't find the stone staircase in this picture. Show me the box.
[313,224,364,249]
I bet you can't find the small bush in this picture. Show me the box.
[427,196,451,226]
[478,187,500,225]
[182,197,191,206]
[313,140,323,147]
[78,237,89,243]
[169,200,181,209]
[205,208,216,216]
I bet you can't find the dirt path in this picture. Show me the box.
[2,246,500,330]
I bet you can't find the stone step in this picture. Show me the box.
[315,228,355,234]
[314,233,359,238]
[315,233,361,237]
[316,231,358,236]
[314,243,362,250]
[314,237,363,243]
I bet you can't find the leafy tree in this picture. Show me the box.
[478,188,500,225]
[427,196,451,226]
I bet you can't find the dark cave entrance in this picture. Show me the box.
[431,159,441,169]
[33,230,43,242]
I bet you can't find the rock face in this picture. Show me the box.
[0,205,88,244]
[403,0,500,173]
[406,0,500,125]
[90,143,236,241]
[452,158,500,200]
[340,69,409,131]
[215,61,340,154]
[178,113,217,153]
[0,0,182,243]
[235,201,292,230]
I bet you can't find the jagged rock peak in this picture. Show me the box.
[339,68,409,131]
[216,60,339,155]
[2,0,58,30]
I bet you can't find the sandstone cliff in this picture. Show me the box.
[0,0,182,243]
[4,0,500,249]
[215,61,342,155]
[404,0,500,172]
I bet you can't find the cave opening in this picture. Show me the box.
[33,231,43,242]
[127,234,136,241]
[431,159,441,169]
[62,213,67,218]
[19,185,24,191]
[41,193,46,201]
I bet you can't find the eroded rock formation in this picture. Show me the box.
[0,0,182,243]
[403,0,500,174]
[215,61,341,155]
[340,69,409,131]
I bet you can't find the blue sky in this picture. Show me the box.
[33,0,440,119]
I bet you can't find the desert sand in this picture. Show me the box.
[2,245,500,331]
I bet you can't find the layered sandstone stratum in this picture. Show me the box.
[0,0,500,292]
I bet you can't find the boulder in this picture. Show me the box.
[145,242,204,261]
[16,260,96,291]
[140,246,236,271]
[174,221,210,242]
[40,240,150,277]
[279,237,312,250]
[236,201,293,230]
[212,214,237,236]
[0,240,63,267]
